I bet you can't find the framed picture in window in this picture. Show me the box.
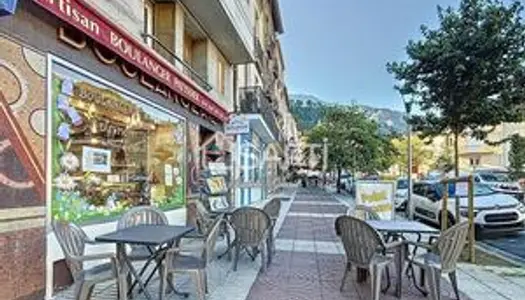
[82,146,112,173]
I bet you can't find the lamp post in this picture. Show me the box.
[403,97,414,220]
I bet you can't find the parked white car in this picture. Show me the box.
[411,180,525,238]
[474,172,524,202]
[394,178,409,210]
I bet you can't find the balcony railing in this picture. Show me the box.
[142,33,213,92]
[239,86,280,142]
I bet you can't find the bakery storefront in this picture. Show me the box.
[0,0,228,298]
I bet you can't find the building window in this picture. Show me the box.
[143,0,154,47]
[217,57,226,95]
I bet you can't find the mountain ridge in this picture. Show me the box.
[290,94,407,134]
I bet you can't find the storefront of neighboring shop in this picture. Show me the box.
[227,114,276,207]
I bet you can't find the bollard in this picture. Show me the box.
[441,179,449,232]
[468,175,476,263]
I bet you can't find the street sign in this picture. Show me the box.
[225,115,250,135]
[355,181,396,220]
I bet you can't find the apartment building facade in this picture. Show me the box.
[0,0,256,298]
[231,0,296,205]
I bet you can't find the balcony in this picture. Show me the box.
[239,86,280,142]
[143,33,213,92]
[179,0,253,64]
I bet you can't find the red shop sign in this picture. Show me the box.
[33,0,228,122]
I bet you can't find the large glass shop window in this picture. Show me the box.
[50,61,186,224]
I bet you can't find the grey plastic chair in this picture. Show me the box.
[53,220,127,300]
[159,217,223,300]
[263,198,281,266]
[407,221,470,300]
[230,207,271,272]
[117,206,169,260]
[194,200,219,236]
[335,216,404,300]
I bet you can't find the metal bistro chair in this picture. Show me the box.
[53,220,128,300]
[230,207,271,272]
[116,206,169,293]
[263,197,281,266]
[335,216,405,300]
[159,217,223,300]
[407,221,470,300]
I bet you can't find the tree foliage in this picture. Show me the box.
[387,0,525,175]
[391,135,434,174]
[305,106,396,191]
[508,134,525,180]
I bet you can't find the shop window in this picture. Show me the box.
[143,0,154,47]
[50,61,186,224]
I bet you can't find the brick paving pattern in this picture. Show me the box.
[246,187,471,300]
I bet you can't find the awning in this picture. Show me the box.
[242,114,275,144]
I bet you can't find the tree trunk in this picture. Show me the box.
[337,167,342,193]
[454,131,460,221]
[454,131,459,178]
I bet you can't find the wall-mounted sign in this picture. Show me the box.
[225,115,250,135]
[0,0,18,15]
[33,0,228,122]
[355,181,395,220]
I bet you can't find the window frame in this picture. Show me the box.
[143,0,155,47]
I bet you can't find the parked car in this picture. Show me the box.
[474,171,524,202]
[411,180,525,238]
[339,173,353,192]
[394,178,409,210]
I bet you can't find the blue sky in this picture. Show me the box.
[279,0,460,111]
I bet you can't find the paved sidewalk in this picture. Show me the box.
[246,187,467,300]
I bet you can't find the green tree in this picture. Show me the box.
[387,0,525,179]
[508,134,525,180]
[306,106,395,192]
[391,135,434,175]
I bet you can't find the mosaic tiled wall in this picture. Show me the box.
[0,35,46,299]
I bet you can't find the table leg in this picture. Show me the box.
[395,242,404,298]
[140,243,190,298]
[357,268,368,283]
[408,233,428,296]
[218,218,233,260]
[117,244,154,300]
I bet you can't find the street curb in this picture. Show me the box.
[477,242,525,268]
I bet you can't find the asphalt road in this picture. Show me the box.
[481,231,525,263]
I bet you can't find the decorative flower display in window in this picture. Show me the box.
[54,173,76,191]
[60,152,80,172]
[175,176,183,185]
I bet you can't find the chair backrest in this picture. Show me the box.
[435,221,470,272]
[117,206,168,230]
[202,217,224,265]
[335,215,385,267]
[194,200,215,235]
[52,220,88,279]
[263,198,281,222]
[117,206,168,253]
[230,207,270,246]
[347,204,381,220]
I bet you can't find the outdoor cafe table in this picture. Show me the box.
[95,224,195,300]
[365,220,441,295]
